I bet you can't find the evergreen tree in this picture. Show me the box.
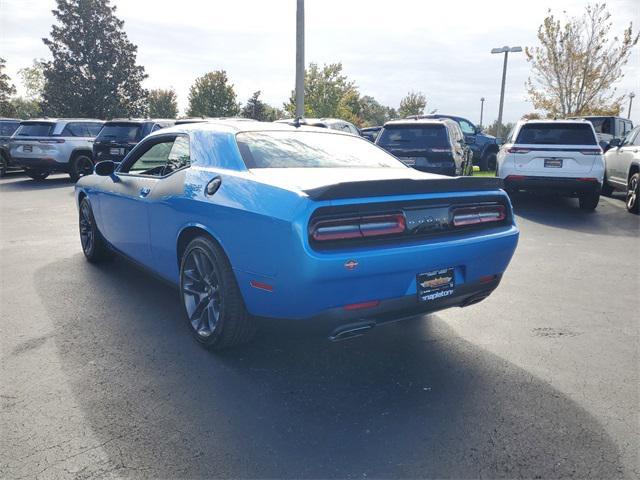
[0,58,17,117]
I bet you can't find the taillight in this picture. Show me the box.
[452,205,506,227]
[579,148,602,155]
[311,213,406,241]
[507,147,530,154]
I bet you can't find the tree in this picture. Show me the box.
[486,120,515,138]
[41,0,148,118]
[9,97,42,119]
[398,91,427,117]
[0,58,17,116]
[359,95,396,126]
[526,3,638,117]
[241,90,275,121]
[18,59,46,101]
[148,88,178,118]
[187,71,239,117]
[283,63,360,123]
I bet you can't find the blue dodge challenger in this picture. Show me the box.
[76,120,519,349]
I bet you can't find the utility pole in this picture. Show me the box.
[480,97,485,127]
[295,0,305,118]
[628,92,635,119]
[491,46,522,138]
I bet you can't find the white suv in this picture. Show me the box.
[496,120,604,211]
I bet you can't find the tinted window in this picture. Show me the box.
[584,117,613,135]
[165,136,190,173]
[378,125,449,149]
[62,122,103,137]
[126,141,174,175]
[237,131,403,169]
[97,123,142,142]
[516,123,597,145]
[457,119,476,135]
[0,121,20,136]
[14,122,54,137]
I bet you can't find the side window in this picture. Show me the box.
[61,122,85,137]
[86,123,103,137]
[164,136,191,174]
[632,128,640,146]
[621,128,637,146]
[151,123,163,132]
[458,119,476,135]
[124,140,175,176]
[506,127,517,144]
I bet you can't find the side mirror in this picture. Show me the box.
[496,138,505,146]
[475,126,483,134]
[465,136,476,145]
[608,138,621,148]
[95,160,116,176]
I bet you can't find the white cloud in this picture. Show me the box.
[0,0,638,122]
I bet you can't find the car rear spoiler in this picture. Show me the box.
[303,177,504,201]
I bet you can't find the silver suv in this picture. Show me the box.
[10,119,104,181]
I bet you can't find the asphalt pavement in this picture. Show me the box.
[1,173,638,479]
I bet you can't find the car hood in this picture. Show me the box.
[247,167,445,192]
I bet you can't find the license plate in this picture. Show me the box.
[417,267,455,302]
[544,158,563,168]
[23,145,32,152]
[110,148,123,155]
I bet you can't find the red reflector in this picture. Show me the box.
[507,147,530,154]
[343,300,380,311]
[577,177,598,182]
[452,205,506,227]
[312,213,405,242]
[506,175,525,181]
[479,274,497,284]
[250,280,273,292]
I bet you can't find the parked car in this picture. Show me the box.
[360,126,382,142]
[496,119,604,210]
[0,118,21,177]
[275,117,360,135]
[376,118,473,176]
[93,119,174,163]
[602,125,640,214]
[411,114,500,171]
[10,118,104,181]
[76,120,519,349]
[572,116,634,151]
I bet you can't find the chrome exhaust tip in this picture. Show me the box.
[328,321,376,342]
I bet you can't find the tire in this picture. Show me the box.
[0,154,7,178]
[601,177,614,196]
[626,173,639,214]
[69,153,94,182]
[485,152,497,172]
[25,169,50,181]
[79,198,112,262]
[180,236,256,350]
[578,191,600,211]
[478,155,489,172]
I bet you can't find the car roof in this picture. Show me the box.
[150,119,354,137]
[0,117,21,122]
[519,119,592,124]
[20,118,103,124]
[383,118,449,127]
[104,118,174,125]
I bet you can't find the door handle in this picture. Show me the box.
[139,187,151,197]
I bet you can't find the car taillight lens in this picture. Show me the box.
[311,213,406,241]
[580,148,602,155]
[507,147,530,154]
[452,205,506,227]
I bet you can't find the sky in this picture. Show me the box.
[1,0,639,124]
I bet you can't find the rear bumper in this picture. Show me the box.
[504,175,601,195]
[11,156,69,172]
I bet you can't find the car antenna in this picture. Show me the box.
[293,116,302,128]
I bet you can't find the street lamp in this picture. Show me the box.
[295,0,305,118]
[628,92,635,119]
[491,45,522,138]
[480,97,485,127]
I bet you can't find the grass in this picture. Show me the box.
[472,166,497,177]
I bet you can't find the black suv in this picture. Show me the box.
[93,119,175,163]
[571,116,634,151]
[410,114,500,171]
[376,118,473,176]
[0,118,21,177]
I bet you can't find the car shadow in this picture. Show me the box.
[0,174,74,191]
[32,255,625,478]
[511,192,639,237]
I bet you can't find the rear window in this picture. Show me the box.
[61,122,103,137]
[516,123,597,145]
[14,122,54,137]
[97,123,142,142]
[236,131,404,169]
[584,117,613,135]
[377,125,449,149]
[0,121,20,136]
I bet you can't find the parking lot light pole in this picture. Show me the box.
[480,97,485,127]
[491,46,522,138]
[295,0,305,119]
[628,92,635,119]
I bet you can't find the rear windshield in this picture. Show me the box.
[97,123,142,142]
[377,125,449,149]
[583,117,613,135]
[14,122,54,137]
[516,123,597,145]
[236,131,404,169]
[0,121,20,136]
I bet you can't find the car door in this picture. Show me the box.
[457,117,480,159]
[98,134,178,265]
[611,128,639,184]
